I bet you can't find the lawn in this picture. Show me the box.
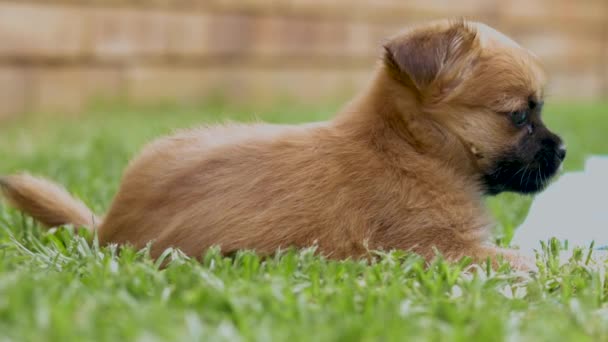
[0,101,607,341]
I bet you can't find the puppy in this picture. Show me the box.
[0,20,565,269]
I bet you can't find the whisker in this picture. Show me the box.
[524,167,531,189]
[508,166,526,183]
[519,167,528,187]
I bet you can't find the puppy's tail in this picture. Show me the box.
[0,174,100,229]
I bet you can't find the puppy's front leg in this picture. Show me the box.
[470,245,536,271]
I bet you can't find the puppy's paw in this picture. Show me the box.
[475,246,537,273]
[501,251,537,272]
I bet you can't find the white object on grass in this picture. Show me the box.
[512,156,608,255]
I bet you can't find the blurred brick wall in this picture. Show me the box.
[0,0,606,118]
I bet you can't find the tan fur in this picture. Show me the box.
[0,20,548,270]
[0,174,98,228]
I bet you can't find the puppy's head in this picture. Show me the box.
[383,20,565,195]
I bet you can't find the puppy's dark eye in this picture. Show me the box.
[510,110,528,127]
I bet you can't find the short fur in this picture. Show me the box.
[1,20,565,270]
[0,174,98,228]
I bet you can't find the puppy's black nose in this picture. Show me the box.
[557,145,566,161]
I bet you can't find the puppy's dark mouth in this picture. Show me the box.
[482,149,563,195]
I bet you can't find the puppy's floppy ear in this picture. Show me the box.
[383,21,479,95]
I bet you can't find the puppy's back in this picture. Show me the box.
[97,122,344,256]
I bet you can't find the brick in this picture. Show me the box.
[125,67,226,103]
[250,16,316,57]
[547,72,604,100]
[250,17,359,59]
[169,13,376,61]
[249,16,285,57]
[279,18,326,56]
[230,69,371,104]
[208,0,282,13]
[284,0,492,22]
[0,3,86,59]
[87,8,170,60]
[514,32,604,69]
[498,0,606,23]
[370,0,494,17]
[345,22,378,57]
[30,67,123,114]
[369,23,416,47]
[0,67,28,118]
[125,66,371,106]
[207,14,255,57]
[83,68,125,101]
[165,13,212,58]
[314,20,351,56]
[94,11,260,60]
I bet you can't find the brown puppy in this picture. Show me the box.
[1,20,565,269]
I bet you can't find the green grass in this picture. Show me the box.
[0,101,607,341]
